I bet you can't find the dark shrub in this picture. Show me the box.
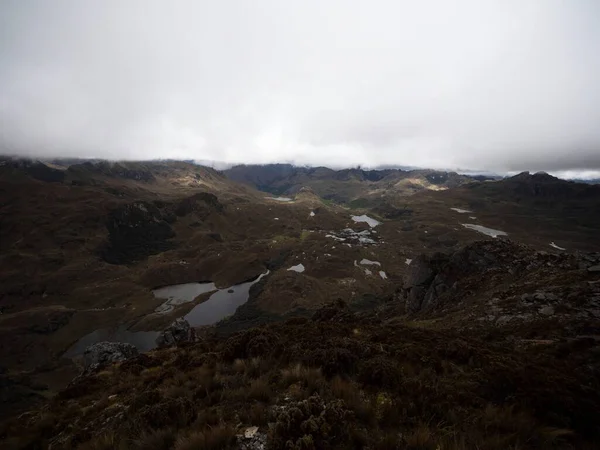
[247,335,272,357]
[269,395,353,449]
[129,389,160,413]
[138,397,196,429]
[305,347,358,377]
[358,356,402,388]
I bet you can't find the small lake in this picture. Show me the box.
[184,272,268,326]
[64,271,269,357]
[450,207,472,213]
[462,223,507,238]
[287,263,305,273]
[351,215,381,228]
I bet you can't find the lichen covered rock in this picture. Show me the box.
[156,318,197,348]
[83,341,139,373]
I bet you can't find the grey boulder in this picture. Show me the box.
[83,341,139,373]
[156,318,197,348]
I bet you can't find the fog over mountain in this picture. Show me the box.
[1,0,600,175]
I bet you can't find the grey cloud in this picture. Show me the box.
[1,0,600,173]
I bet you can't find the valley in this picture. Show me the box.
[1,158,599,449]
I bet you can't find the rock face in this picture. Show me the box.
[83,342,139,373]
[401,239,600,324]
[402,239,575,313]
[156,318,197,348]
[403,243,507,313]
[100,201,175,264]
[404,255,437,313]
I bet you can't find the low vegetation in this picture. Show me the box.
[3,302,599,449]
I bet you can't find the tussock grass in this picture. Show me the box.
[173,426,235,450]
[4,303,600,449]
[281,363,323,387]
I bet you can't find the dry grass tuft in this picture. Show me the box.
[281,363,322,387]
[131,429,176,450]
[246,378,273,403]
[4,306,600,449]
[173,426,235,450]
[404,424,436,449]
[76,432,123,450]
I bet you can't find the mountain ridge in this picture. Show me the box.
[223,163,490,204]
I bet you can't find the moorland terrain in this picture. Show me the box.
[1,157,600,449]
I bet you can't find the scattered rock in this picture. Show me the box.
[539,306,555,316]
[156,318,197,348]
[237,426,266,450]
[325,228,378,246]
[244,427,259,438]
[496,315,513,325]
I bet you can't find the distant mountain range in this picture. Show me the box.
[223,163,496,204]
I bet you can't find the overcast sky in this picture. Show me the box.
[1,1,600,174]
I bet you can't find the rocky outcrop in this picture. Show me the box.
[156,318,197,348]
[403,254,441,313]
[100,201,175,264]
[83,342,139,373]
[175,192,224,217]
[577,253,600,271]
[402,239,576,313]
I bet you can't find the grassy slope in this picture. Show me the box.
[3,304,599,449]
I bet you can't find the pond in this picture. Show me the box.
[184,271,268,326]
[462,223,507,238]
[64,271,269,357]
[266,196,293,202]
[450,207,472,213]
[287,264,305,273]
[351,215,381,228]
